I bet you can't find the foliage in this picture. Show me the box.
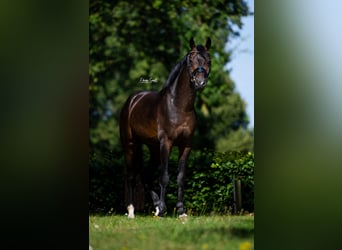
[89,149,254,215]
[89,144,125,213]
[89,215,254,250]
[168,150,254,215]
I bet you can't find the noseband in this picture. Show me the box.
[187,52,210,83]
[190,66,209,80]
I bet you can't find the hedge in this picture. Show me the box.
[89,147,254,215]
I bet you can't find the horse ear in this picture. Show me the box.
[189,37,196,50]
[205,37,211,51]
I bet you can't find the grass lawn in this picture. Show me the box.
[89,214,254,250]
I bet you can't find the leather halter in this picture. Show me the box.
[186,52,210,83]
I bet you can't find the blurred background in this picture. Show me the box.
[227,0,254,129]
[2,0,342,249]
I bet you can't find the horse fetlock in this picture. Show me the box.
[176,202,185,214]
[158,202,167,215]
[176,201,183,209]
[127,204,135,219]
[153,202,166,217]
[154,206,160,216]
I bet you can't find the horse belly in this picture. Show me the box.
[134,122,158,143]
[130,109,159,143]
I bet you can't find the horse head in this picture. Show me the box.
[187,37,211,90]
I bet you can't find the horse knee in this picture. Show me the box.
[177,172,184,185]
[161,173,169,187]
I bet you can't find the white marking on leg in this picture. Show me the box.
[127,204,135,218]
[154,206,160,216]
[178,213,188,224]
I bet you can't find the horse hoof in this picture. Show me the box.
[178,213,188,224]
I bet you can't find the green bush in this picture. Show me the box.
[166,150,254,215]
[89,144,125,214]
[89,146,254,215]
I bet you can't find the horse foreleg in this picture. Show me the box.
[176,146,191,217]
[158,136,172,216]
[145,146,161,215]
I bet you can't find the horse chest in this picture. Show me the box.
[159,114,195,140]
[175,123,193,139]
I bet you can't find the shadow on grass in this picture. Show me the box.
[229,226,254,238]
[173,224,254,242]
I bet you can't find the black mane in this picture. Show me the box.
[162,55,187,89]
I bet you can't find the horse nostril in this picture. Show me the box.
[196,80,206,89]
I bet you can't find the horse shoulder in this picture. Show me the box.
[178,112,196,135]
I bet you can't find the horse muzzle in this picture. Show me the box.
[194,79,207,90]
[191,66,208,90]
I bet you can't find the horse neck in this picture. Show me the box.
[167,63,196,112]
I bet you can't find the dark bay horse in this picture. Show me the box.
[120,37,211,218]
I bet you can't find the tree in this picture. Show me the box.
[90,0,253,154]
[89,0,254,213]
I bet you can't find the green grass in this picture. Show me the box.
[89,214,254,250]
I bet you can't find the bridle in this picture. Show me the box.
[186,51,210,83]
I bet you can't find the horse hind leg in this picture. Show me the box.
[124,142,142,218]
[124,144,135,218]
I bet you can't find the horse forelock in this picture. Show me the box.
[196,45,206,51]
[195,45,210,60]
